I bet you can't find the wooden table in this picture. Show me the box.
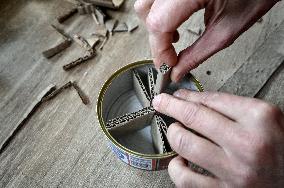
[0,0,283,187]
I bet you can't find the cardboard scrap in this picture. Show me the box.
[77,3,96,14]
[127,22,139,32]
[99,35,108,50]
[72,81,90,105]
[105,19,117,34]
[154,63,172,94]
[0,84,57,154]
[91,13,100,25]
[148,68,157,99]
[113,22,128,32]
[92,25,108,37]
[151,115,171,154]
[51,24,72,40]
[73,34,92,50]
[106,107,155,136]
[133,69,151,107]
[63,51,96,70]
[57,8,78,23]
[42,39,72,59]
[86,36,100,49]
[42,81,73,102]
[94,7,106,24]
[80,0,125,9]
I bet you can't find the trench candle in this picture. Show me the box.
[97,60,204,171]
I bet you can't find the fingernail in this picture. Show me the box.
[171,68,182,83]
[173,90,181,97]
[152,95,161,109]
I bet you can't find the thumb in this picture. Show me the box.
[171,20,234,82]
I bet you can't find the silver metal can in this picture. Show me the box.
[96,60,203,170]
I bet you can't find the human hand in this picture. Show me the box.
[134,0,280,82]
[152,90,284,187]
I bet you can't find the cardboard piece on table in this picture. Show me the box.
[92,25,108,37]
[106,107,155,136]
[86,36,100,49]
[72,81,90,105]
[0,84,57,154]
[63,51,95,70]
[99,35,108,50]
[73,34,92,50]
[151,115,171,154]
[77,4,96,14]
[94,7,106,24]
[80,0,124,9]
[57,8,78,23]
[154,63,172,94]
[105,19,117,34]
[127,22,139,32]
[51,24,72,40]
[133,69,151,107]
[42,39,72,59]
[91,13,99,25]
[113,22,128,32]
[148,68,157,99]
[64,0,82,5]
[41,81,73,102]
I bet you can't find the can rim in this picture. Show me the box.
[96,60,204,159]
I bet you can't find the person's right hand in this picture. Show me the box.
[134,0,281,82]
[152,90,284,187]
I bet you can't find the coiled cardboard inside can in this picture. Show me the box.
[97,60,203,170]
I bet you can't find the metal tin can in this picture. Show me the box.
[96,60,203,171]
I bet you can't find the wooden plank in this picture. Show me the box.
[218,20,284,97]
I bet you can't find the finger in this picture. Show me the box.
[146,0,208,68]
[152,93,235,146]
[168,156,220,188]
[171,0,277,82]
[171,20,235,82]
[149,32,178,69]
[134,0,155,22]
[167,122,229,177]
[173,89,260,122]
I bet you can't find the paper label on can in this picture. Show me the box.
[109,143,129,164]
[129,155,153,170]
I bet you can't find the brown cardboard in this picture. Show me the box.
[42,39,72,59]
[151,115,171,154]
[73,34,92,50]
[133,70,151,107]
[154,63,171,94]
[113,22,128,32]
[147,68,157,99]
[63,51,95,70]
[106,107,155,136]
